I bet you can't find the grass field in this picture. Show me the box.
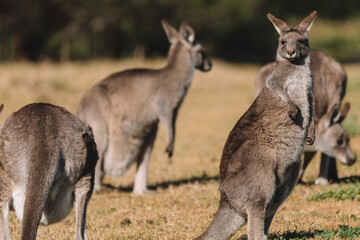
[1,59,359,239]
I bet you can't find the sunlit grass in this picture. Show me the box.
[0,59,359,239]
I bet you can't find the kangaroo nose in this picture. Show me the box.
[349,155,357,165]
[287,49,295,56]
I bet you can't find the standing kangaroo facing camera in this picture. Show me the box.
[195,11,316,240]
[254,50,356,184]
[77,21,212,194]
[0,103,98,240]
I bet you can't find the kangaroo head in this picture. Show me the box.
[316,102,356,166]
[267,11,317,63]
[161,20,212,72]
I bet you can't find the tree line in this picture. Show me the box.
[0,0,359,63]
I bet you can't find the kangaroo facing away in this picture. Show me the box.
[0,103,98,240]
[77,21,212,194]
[195,12,316,240]
[254,50,356,184]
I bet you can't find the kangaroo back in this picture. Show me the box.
[0,103,98,240]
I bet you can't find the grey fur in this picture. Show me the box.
[254,50,356,184]
[77,21,212,194]
[0,103,98,240]
[195,11,316,240]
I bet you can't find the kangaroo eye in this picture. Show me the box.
[337,139,344,145]
[297,39,305,44]
[281,40,286,45]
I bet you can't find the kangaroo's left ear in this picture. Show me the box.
[335,102,350,124]
[0,104,4,115]
[179,22,195,46]
[296,11,317,36]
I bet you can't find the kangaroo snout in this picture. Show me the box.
[202,57,212,72]
[347,153,357,166]
[287,48,296,58]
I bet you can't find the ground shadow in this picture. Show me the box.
[102,172,219,193]
[297,175,360,186]
[236,229,324,240]
[268,230,323,239]
[335,175,360,184]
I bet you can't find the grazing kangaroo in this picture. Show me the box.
[254,50,356,184]
[0,103,98,240]
[77,21,212,194]
[195,11,316,240]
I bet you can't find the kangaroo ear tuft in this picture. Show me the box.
[297,11,317,35]
[179,22,195,45]
[161,20,178,44]
[267,13,290,35]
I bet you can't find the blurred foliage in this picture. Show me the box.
[0,0,360,62]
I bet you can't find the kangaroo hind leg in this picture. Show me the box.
[194,197,246,240]
[247,205,267,240]
[0,169,12,240]
[20,154,58,240]
[74,132,98,240]
[133,124,158,195]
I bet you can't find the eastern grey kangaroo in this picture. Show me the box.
[77,21,212,194]
[255,50,356,184]
[0,103,98,240]
[195,11,316,240]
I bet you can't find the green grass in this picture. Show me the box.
[309,181,360,201]
[317,225,360,239]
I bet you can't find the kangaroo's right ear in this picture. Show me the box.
[267,13,290,35]
[0,104,4,115]
[179,22,195,46]
[161,20,178,44]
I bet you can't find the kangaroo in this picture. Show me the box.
[195,11,316,240]
[301,102,356,184]
[254,50,356,184]
[0,103,98,240]
[77,21,212,194]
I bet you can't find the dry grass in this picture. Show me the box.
[1,59,359,239]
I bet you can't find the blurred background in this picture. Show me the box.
[1,0,360,63]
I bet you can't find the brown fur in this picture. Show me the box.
[195,11,316,240]
[254,50,356,184]
[0,103,98,240]
[77,21,212,194]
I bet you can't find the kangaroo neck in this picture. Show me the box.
[161,41,195,101]
[165,41,193,71]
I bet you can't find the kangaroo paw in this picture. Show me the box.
[288,103,298,122]
[305,122,315,145]
[165,144,173,158]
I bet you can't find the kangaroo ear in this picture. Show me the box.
[161,20,178,44]
[267,13,290,35]
[179,22,195,45]
[297,11,317,35]
[0,104,4,115]
[324,104,340,128]
[335,102,350,123]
